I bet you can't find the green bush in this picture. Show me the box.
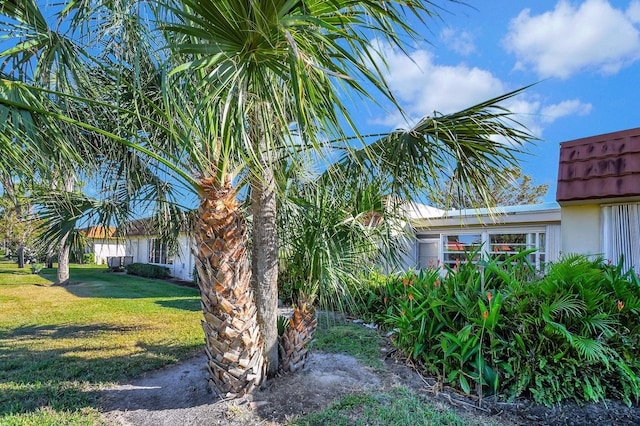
[30,263,45,274]
[382,252,640,406]
[125,263,171,279]
[82,253,95,264]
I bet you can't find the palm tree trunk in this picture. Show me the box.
[194,176,265,397]
[56,231,71,286]
[55,172,74,285]
[279,300,317,374]
[251,164,279,378]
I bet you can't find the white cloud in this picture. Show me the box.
[368,40,505,126]
[628,1,640,23]
[366,41,592,138]
[503,0,640,79]
[440,27,476,56]
[540,99,593,123]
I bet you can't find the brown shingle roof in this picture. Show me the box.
[556,128,640,202]
[124,218,156,237]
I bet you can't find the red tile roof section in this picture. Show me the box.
[81,226,117,239]
[556,128,640,202]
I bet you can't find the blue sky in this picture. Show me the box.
[18,1,640,205]
[355,0,640,202]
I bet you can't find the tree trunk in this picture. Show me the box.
[56,231,71,286]
[251,162,279,378]
[55,174,74,286]
[194,176,265,397]
[279,300,317,374]
[17,246,24,269]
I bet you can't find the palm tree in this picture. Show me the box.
[0,0,536,397]
[277,170,405,372]
[0,1,92,284]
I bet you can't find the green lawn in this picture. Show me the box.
[0,260,491,426]
[0,260,203,425]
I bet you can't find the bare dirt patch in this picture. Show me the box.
[99,337,640,426]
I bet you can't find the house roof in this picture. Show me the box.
[80,226,118,239]
[556,128,640,203]
[401,201,446,219]
[123,215,193,237]
[411,202,561,229]
[124,218,156,236]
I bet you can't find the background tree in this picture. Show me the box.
[428,167,549,209]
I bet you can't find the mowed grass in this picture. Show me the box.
[294,387,488,426]
[0,260,203,425]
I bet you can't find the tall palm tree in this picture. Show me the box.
[0,0,536,397]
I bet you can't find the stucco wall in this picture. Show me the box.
[172,235,194,281]
[125,235,194,281]
[93,242,125,265]
[560,204,601,257]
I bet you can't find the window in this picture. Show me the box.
[442,234,482,267]
[148,239,173,265]
[489,232,546,267]
[602,203,640,271]
[417,228,547,270]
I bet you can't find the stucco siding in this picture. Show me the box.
[171,235,194,281]
[560,205,601,257]
[93,242,125,265]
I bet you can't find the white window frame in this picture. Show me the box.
[148,238,173,265]
[416,226,548,271]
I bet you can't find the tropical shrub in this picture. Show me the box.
[382,253,640,406]
[341,271,389,323]
[82,253,95,264]
[125,262,171,279]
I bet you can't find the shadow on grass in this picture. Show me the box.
[0,323,203,417]
[154,298,201,311]
[1,323,143,340]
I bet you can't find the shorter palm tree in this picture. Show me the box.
[277,171,404,372]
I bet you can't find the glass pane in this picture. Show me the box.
[489,233,529,253]
[442,234,481,266]
[418,241,438,269]
[444,234,481,251]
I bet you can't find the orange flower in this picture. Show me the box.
[403,279,408,287]
[483,310,488,320]
[383,297,387,304]
[487,292,492,302]
[401,309,406,316]
[409,293,414,301]
[618,300,624,311]
[434,280,440,287]
[409,280,414,286]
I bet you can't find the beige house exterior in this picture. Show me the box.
[557,128,640,270]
